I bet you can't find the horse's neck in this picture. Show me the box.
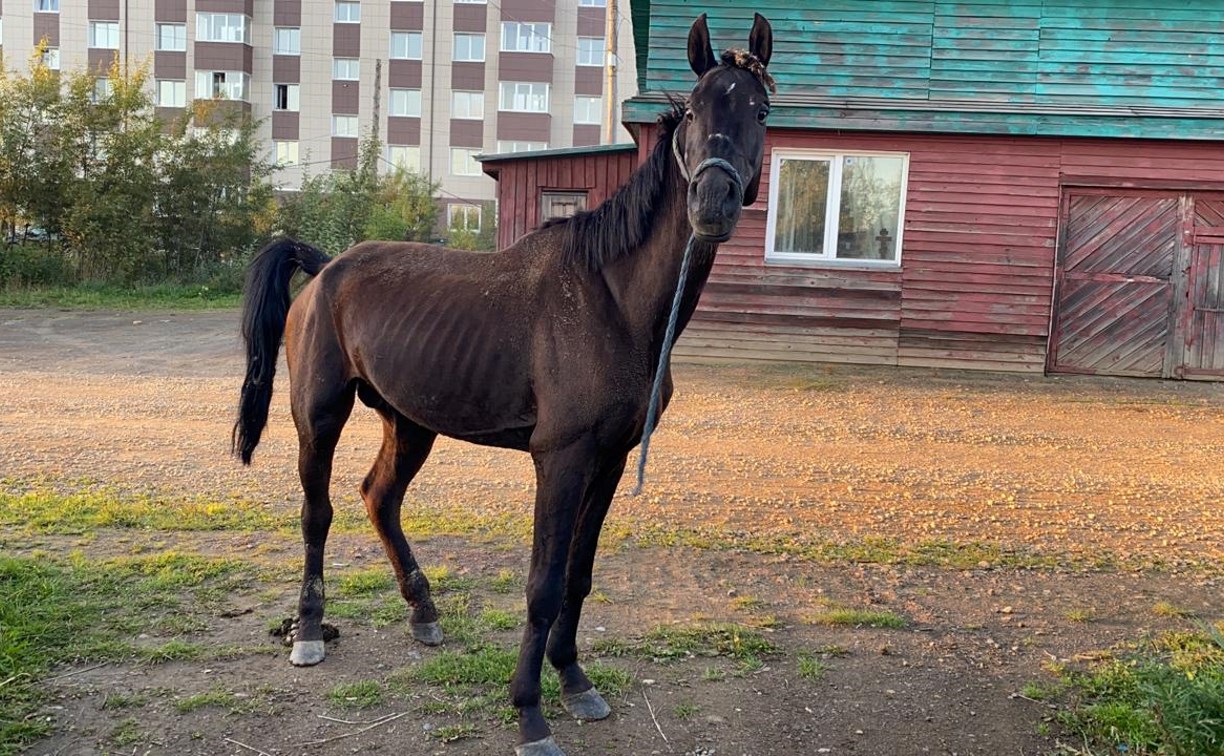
[601,171,718,347]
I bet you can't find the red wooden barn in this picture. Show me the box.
[482,1,1224,381]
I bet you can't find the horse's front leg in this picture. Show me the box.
[512,438,598,756]
[545,453,628,721]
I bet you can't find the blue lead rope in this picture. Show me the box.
[632,151,743,496]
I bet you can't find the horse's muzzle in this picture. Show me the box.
[687,161,744,243]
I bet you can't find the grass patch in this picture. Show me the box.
[328,680,384,709]
[0,552,260,752]
[1046,625,1224,755]
[673,702,699,719]
[489,569,519,594]
[431,724,479,743]
[593,622,780,663]
[423,566,477,594]
[808,606,908,629]
[480,608,520,632]
[336,568,395,598]
[109,717,146,746]
[1064,608,1096,623]
[797,653,829,681]
[174,687,259,714]
[1153,601,1194,619]
[0,282,241,310]
[101,692,149,710]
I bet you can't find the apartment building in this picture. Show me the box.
[0,0,638,233]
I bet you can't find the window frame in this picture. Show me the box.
[578,0,606,6]
[156,23,187,52]
[498,81,550,113]
[451,90,485,120]
[332,58,360,81]
[500,21,551,53]
[389,88,422,118]
[452,32,485,62]
[576,36,604,67]
[196,13,251,44]
[334,1,360,23]
[388,145,422,173]
[194,70,250,102]
[496,141,547,154]
[332,115,360,138]
[764,147,910,268]
[274,140,300,167]
[89,21,120,49]
[540,191,588,221]
[390,31,423,60]
[42,47,61,70]
[450,147,483,176]
[448,204,482,232]
[274,83,300,112]
[156,79,186,108]
[573,95,602,125]
[35,0,59,12]
[273,27,301,55]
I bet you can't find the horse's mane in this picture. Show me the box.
[551,100,685,272]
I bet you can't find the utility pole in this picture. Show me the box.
[372,58,382,142]
[603,0,618,144]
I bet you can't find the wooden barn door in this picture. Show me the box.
[1049,191,1181,378]
[1180,196,1224,379]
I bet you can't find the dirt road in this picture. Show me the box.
[2,308,1222,755]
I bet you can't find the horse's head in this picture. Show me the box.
[677,13,774,243]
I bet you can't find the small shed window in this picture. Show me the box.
[541,192,587,221]
[765,148,908,266]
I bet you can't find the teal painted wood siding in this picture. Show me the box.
[629,0,1224,138]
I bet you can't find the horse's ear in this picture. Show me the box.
[688,14,717,77]
[749,13,773,67]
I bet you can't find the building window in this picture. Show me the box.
[579,0,606,6]
[332,115,359,137]
[499,82,549,113]
[41,47,60,70]
[332,58,359,81]
[388,145,421,172]
[453,33,485,62]
[275,141,300,166]
[156,23,186,51]
[541,191,587,221]
[334,1,360,23]
[450,148,482,176]
[390,31,423,60]
[157,79,186,107]
[194,70,249,101]
[274,83,300,111]
[496,141,547,154]
[35,0,59,11]
[92,78,113,102]
[196,13,250,44]
[576,37,604,67]
[274,27,300,55]
[451,91,484,120]
[453,0,486,4]
[574,96,602,125]
[89,21,119,49]
[448,204,482,231]
[766,149,909,265]
[501,22,550,53]
[389,88,422,117]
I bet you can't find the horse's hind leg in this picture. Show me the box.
[287,378,355,667]
[546,453,627,722]
[360,407,442,645]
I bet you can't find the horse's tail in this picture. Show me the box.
[232,237,332,465]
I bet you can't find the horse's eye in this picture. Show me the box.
[685,109,694,122]
[757,107,769,124]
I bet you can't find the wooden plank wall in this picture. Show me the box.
[492,150,639,249]
[630,123,1224,372]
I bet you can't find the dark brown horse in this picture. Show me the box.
[233,13,774,755]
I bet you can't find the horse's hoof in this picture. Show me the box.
[562,687,611,721]
[289,640,326,666]
[411,621,444,646]
[515,736,566,756]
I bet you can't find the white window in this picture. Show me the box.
[496,141,547,154]
[41,48,60,70]
[35,0,59,11]
[274,83,300,111]
[766,150,909,265]
[274,27,300,55]
[390,31,423,60]
[448,204,481,231]
[194,70,249,101]
[450,147,482,176]
[389,89,422,117]
[275,141,300,166]
[157,79,186,107]
[541,191,587,221]
[333,58,359,81]
[579,0,606,6]
[574,96,602,125]
[332,115,359,137]
[451,90,484,120]
[454,0,486,3]
[92,78,113,102]
[501,22,550,53]
[388,145,421,172]
[196,13,250,44]
[334,1,360,23]
[499,82,549,113]
[156,23,186,51]
[453,33,485,62]
[89,21,119,49]
[576,37,604,67]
